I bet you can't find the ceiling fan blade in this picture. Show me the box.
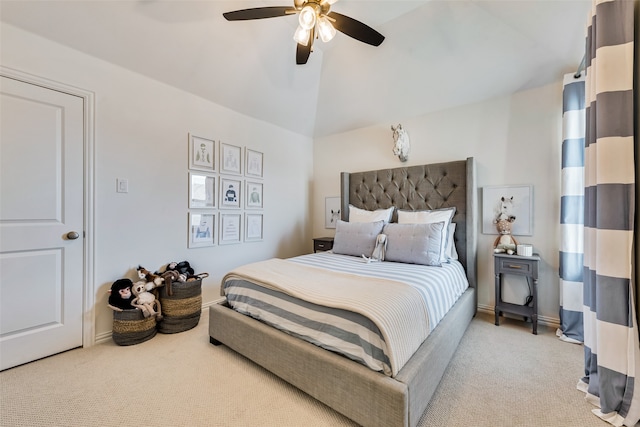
[223,7,295,21]
[327,11,385,46]
[296,29,313,65]
[296,41,312,65]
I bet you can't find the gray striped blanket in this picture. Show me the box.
[222,253,469,376]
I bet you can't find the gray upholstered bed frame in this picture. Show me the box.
[209,157,477,427]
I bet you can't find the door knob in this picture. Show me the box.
[66,231,80,240]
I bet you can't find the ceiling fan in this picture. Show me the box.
[223,0,385,65]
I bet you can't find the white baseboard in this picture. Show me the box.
[477,304,560,330]
[95,298,227,345]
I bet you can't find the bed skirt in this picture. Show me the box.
[209,287,475,427]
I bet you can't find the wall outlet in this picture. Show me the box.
[116,178,129,193]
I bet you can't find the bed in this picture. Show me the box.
[209,157,477,427]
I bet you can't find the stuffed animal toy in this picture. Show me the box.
[107,278,135,311]
[493,218,519,255]
[160,270,180,284]
[165,261,195,282]
[137,265,164,291]
[158,270,180,297]
[160,261,210,296]
[131,280,162,320]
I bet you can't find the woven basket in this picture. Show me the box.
[157,279,202,334]
[112,309,157,346]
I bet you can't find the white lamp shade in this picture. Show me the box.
[293,26,310,45]
[317,16,336,42]
[298,5,316,30]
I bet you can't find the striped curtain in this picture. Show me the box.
[558,73,585,344]
[578,0,640,426]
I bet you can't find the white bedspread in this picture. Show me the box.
[222,257,430,376]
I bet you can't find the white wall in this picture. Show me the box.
[1,21,565,336]
[1,23,314,340]
[313,83,563,324]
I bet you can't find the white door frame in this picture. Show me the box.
[1,65,96,347]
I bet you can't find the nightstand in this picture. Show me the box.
[494,252,541,334]
[313,237,334,253]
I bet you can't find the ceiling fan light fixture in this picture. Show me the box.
[317,16,336,42]
[293,26,310,46]
[298,5,317,30]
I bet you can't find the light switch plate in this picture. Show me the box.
[116,178,129,193]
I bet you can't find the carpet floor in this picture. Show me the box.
[1,310,609,426]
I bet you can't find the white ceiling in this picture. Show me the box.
[0,0,591,138]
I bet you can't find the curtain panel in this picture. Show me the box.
[579,0,640,426]
[559,73,585,344]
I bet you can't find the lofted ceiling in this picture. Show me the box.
[0,0,592,138]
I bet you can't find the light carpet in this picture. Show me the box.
[0,310,608,426]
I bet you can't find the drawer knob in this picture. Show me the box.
[507,264,522,269]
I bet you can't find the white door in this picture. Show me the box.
[0,76,85,371]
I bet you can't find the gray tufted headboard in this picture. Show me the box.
[340,157,477,294]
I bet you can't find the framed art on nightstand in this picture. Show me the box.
[188,134,215,172]
[482,185,533,235]
[325,197,341,229]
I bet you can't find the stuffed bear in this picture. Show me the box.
[137,265,164,291]
[131,280,162,320]
[493,218,519,255]
[108,278,135,311]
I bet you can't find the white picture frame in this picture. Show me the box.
[189,172,216,209]
[325,196,341,229]
[220,177,242,209]
[482,185,533,236]
[246,181,263,209]
[245,213,264,242]
[188,134,215,172]
[220,142,242,175]
[219,212,242,245]
[245,148,263,178]
[188,212,215,248]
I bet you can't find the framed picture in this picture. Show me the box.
[325,196,341,229]
[219,212,242,245]
[188,212,215,248]
[482,185,533,236]
[189,172,215,209]
[220,177,242,209]
[220,142,242,175]
[245,213,264,242]
[246,181,263,209]
[188,134,215,172]
[245,148,263,178]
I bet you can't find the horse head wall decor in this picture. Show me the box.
[391,124,410,162]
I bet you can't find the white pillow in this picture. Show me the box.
[397,207,456,263]
[348,204,394,223]
[446,222,459,260]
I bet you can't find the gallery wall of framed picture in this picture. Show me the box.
[187,133,264,247]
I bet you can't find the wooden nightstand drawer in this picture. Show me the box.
[313,237,334,253]
[497,259,533,275]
